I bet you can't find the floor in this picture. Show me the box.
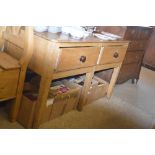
[0,67,155,129]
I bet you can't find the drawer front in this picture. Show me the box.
[99,46,127,65]
[128,40,147,51]
[123,51,143,64]
[55,47,100,72]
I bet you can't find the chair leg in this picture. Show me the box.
[9,70,26,122]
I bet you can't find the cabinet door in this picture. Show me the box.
[123,51,143,64]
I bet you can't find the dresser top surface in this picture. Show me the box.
[34,31,129,44]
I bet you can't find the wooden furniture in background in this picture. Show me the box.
[143,27,155,70]
[0,26,33,122]
[9,31,128,128]
[96,26,152,84]
[0,27,6,49]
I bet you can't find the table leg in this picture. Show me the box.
[107,66,121,99]
[32,76,52,128]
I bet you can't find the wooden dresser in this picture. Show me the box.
[7,30,129,128]
[96,26,152,84]
[143,27,155,70]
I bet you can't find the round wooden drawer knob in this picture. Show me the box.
[80,56,86,63]
[113,52,119,58]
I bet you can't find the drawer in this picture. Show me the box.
[123,51,143,64]
[98,46,127,65]
[55,47,100,72]
[128,40,147,51]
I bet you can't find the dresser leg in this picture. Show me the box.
[107,66,120,99]
[131,79,135,84]
[32,76,52,129]
[131,78,139,84]
[136,78,139,84]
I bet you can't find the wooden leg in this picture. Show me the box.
[107,66,120,99]
[77,71,94,111]
[136,78,139,84]
[9,69,26,122]
[32,76,52,128]
[131,79,135,84]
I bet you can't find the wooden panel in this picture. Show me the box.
[5,42,23,60]
[0,69,19,100]
[124,26,152,40]
[124,27,138,40]
[99,46,127,65]
[123,51,143,64]
[3,28,24,49]
[55,47,100,72]
[95,69,113,83]
[117,63,140,84]
[0,52,20,69]
[87,76,108,103]
[143,28,155,68]
[136,27,152,40]
[17,95,36,128]
[29,36,52,75]
[0,27,6,49]
[128,40,147,51]
[53,66,93,80]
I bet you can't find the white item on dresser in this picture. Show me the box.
[34,26,48,32]
[61,26,73,34]
[94,33,118,40]
[48,27,61,33]
[70,27,84,39]
[61,26,91,39]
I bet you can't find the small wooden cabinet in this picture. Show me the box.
[96,26,152,84]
